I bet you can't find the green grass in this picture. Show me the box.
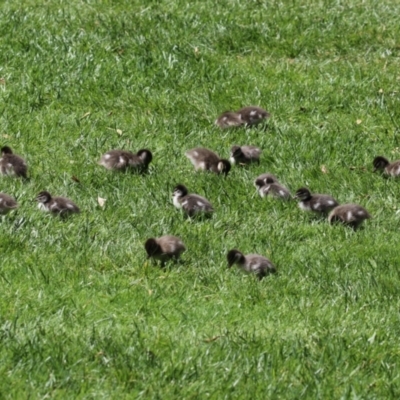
[0,0,400,397]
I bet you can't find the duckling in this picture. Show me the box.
[255,177,291,200]
[236,106,270,126]
[373,156,400,177]
[185,147,231,176]
[254,173,279,186]
[0,193,18,214]
[215,111,244,129]
[145,235,186,264]
[295,187,339,213]
[0,146,27,178]
[36,191,80,216]
[172,184,214,217]
[227,249,276,280]
[230,145,262,165]
[99,149,152,172]
[328,204,370,229]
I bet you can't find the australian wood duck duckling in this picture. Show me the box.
[328,204,370,229]
[172,184,214,217]
[0,193,18,214]
[295,187,339,213]
[99,149,152,172]
[230,145,262,165]
[185,147,231,176]
[254,173,279,186]
[36,191,80,216]
[255,177,291,200]
[373,156,400,177]
[0,146,27,178]
[227,249,276,280]
[145,235,186,264]
[215,111,244,129]
[236,106,270,126]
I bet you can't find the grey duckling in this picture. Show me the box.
[227,249,277,280]
[145,235,186,263]
[230,145,262,165]
[215,111,244,129]
[185,147,231,176]
[295,187,339,213]
[36,191,80,216]
[172,184,214,217]
[236,106,270,126]
[328,204,370,229]
[0,192,18,214]
[373,156,400,177]
[99,149,152,172]
[255,177,291,200]
[0,146,27,178]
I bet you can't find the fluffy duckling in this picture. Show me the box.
[36,191,80,216]
[230,145,262,165]
[373,156,400,177]
[99,149,152,172]
[215,111,244,129]
[328,204,370,229]
[295,187,339,214]
[0,193,18,214]
[254,173,279,186]
[227,249,276,280]
[0,146,27,178]
[185,147,231,176]
[172,184,214,217]
[236,106,270,126]
[255,177,291,200]
[145,235,186,264]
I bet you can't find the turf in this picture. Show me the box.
[0,0,400,398]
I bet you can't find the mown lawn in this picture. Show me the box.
[0,0,400,398]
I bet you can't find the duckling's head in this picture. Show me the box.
[254,178,266,189]
[230,146,243,159]
[36,191,52,204]
[1,146,13,155]
[173,184,188,199]
[294,187,312,201]
[227,249,245,267]
[138,149,153,166]
[373,156,389,172]
[144,238,160,258]
[217,159,231,176]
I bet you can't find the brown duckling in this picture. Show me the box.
[328,204,370,229]
[172,184,214,217]
[373,156,400,177]
[99,149,152,172]
[255,177,291,200]
[0,146,27,178]
[227,249,277,280]
[295,187,339,214]
[254,173,279,186]
[236,106,270,126]
[36,191,80,216]
[215,111,244,129]
[0,193,18,214]
[230,145,262,165]
[145,235,186,263]
[185,147,231,176]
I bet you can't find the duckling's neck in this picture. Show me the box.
[173,194,182,208]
